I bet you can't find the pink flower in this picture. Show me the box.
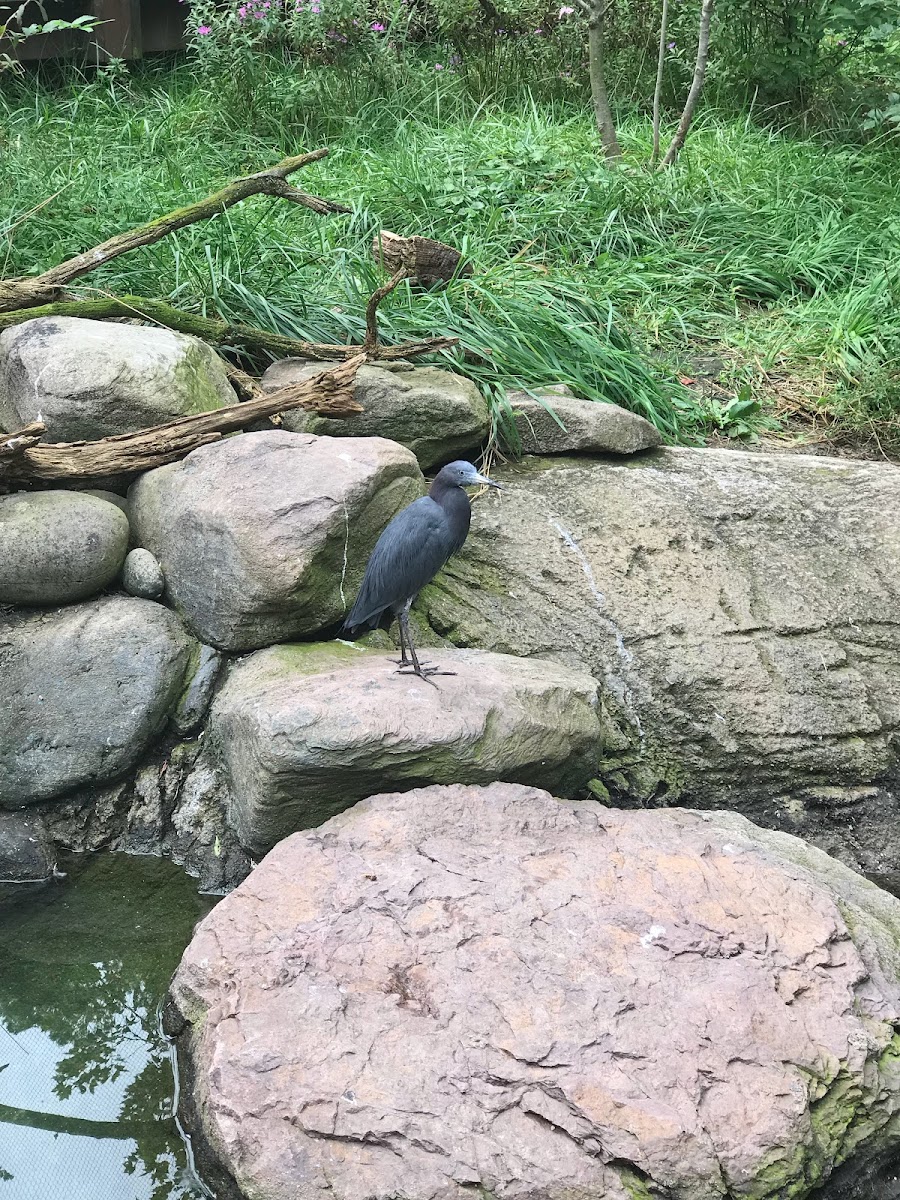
[370,20,385,30]
[558,6,574,15]
[434,62,443,69]
[197,24,212,33]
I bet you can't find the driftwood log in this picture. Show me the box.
[0,357,363,487]
[0,150,349,314]
[372,231,471,286]
[0,295,458,362]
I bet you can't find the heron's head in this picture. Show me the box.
[438,461,502,490]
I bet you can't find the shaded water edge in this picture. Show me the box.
[0,852,217,1200]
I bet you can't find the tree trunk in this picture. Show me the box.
[587,0,623,164]
[659,0,715,170]
[651,0,670,166]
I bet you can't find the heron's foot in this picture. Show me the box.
[391,656,413,668]
[395,663,457,682]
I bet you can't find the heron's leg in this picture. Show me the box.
[395,606,456,682]
[391,603,413,667]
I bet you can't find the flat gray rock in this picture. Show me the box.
[416,448,900,889]
[506,388,662,454]
[0,596,195,806]
[262,359,490,470]
[0,316,237,440]
[129,430,423,652]
[0,490,129,607]
[169,783,900,1200]
[209,643,601,852]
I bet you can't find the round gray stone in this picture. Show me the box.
[0,316,238,441]
[0,490,129,607]
[0,596,196,807]
[261,359,490,471]
[122,548,165,600]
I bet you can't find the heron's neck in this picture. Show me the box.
[429,479,472,522]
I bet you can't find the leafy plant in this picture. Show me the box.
[0,2,101,73]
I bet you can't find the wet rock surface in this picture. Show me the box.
[262,359,490,470]
[0,490,129,607]
[169,782,900,1200]
[209,643,601,853]
[506,388,663,455]
[0,316,237,439]
[417,449,900,887]
[0,811,54,884]
[129,429,423,651]
[0,596,195,806]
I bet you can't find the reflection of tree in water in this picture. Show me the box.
[0,854,216,1200]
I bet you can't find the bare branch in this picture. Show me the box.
[364,268,410,352]
[659,0,715,170]
[0,358,365,486]
[0,295,458,362]
[0,150,349,313]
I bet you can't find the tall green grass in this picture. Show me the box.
[1,52,898,446]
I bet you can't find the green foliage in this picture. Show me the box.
[1,50,899,448]
[0,3,101,73]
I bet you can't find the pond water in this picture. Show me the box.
[0,854,218,1200]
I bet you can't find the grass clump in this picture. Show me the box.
[1,51,898,450]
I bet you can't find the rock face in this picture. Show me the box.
[122,547,165,599]
[169,783,900,1200]
[261,359,490,470]
[0,811,53,884]
[0,490,129,607]
[0,597,195,806]
[209,643,600,852]
[129,430,423,651]
[416,449,900,889]
[0,316,237,440]
[506,387,662,455]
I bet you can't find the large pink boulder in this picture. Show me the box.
[168,783,900,1200]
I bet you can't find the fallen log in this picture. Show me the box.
[0,150,349,314]
[0,296,458,362]
[0,357,363,486]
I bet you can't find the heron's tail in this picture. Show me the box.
[340,605,394,639]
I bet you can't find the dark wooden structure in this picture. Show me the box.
[2,0,186,61]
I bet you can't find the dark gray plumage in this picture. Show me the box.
[342,460,501,680]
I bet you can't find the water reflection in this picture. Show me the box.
[0,854,217,1199]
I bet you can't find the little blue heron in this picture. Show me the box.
[342,460,501,680]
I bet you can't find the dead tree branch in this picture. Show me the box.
[0,295,458,361]
[0,150,349,314]
[0,357,364,486]
[364,269,409,352]
[659,0,715,169]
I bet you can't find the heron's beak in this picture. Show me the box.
[472,472,502,490]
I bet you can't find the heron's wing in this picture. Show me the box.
[345,497,462,630]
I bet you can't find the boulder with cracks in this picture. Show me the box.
[168,782,900,1200]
